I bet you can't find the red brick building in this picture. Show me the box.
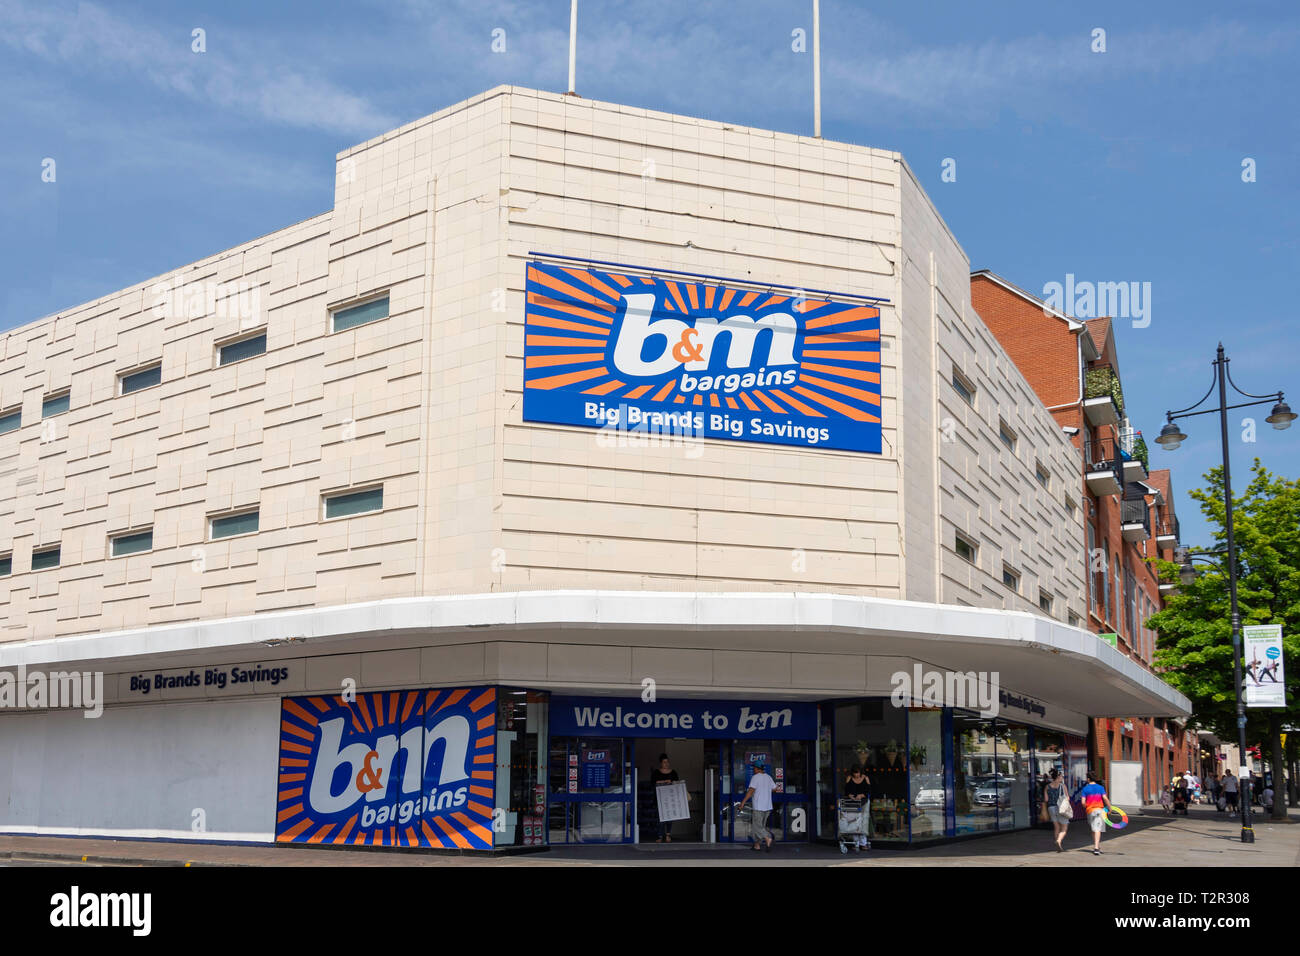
[971,271,1196,801]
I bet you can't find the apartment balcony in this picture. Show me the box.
[1156,514,1180,549]
[1121,431,1149,482]
[1084,365,1125,427]
[1121,496,1151,543]
[1084,436,1125,497]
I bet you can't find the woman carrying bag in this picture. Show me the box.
[1043,768,1071,852]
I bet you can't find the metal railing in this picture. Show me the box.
[1156,513,1180,543]
[1121,497,1150,532]
[1085,436,1128,473]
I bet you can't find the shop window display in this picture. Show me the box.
[1065,734,1089,819]
[907,708,944,841]
[496,689,546,846]
[953,713,999,833]
[834,701,908,842]
[996,722,1032,830]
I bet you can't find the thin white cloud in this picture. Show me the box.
[0,0,398,136]
[364,3,1300,132]
[829,20,1300,124]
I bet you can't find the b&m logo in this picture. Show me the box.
[523,262,883,453]
[276,688,496,848]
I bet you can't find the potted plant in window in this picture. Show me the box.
[884,739,901,767]
[855,740,871,768]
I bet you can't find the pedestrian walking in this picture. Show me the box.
[1173,772,1190,815]
[1223,770,1239,812]
[737,761,776,853]
[1043,768,1071,851]
[1080,771,1115,856]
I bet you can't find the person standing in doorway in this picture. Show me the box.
[1080,771,1115,856]
[1223,770,1239,812]
[1043,768,1071,852]
[737,761,776,852]
[650,753,680,843]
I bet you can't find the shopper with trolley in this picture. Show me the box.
[840,765,872,853]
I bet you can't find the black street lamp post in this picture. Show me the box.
[1155,343,1295,844]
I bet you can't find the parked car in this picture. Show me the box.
[914,787,945,809]
[973,780,1013,807]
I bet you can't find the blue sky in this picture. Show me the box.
[2,0,1296,547]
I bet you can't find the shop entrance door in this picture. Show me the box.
[633,738,715,842]
[718,739,812,843]
[547,737,633,843]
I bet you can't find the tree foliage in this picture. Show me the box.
[1147,460,1300,748]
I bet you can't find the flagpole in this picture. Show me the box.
[813,0,821,137]
[568,0,578,94]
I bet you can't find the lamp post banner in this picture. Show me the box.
[523,261,883,453]
[1243,624,1286,708]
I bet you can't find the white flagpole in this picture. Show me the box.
[813,0,821,137]
[568,0,578,94]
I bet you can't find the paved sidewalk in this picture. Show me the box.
[2,805,1295,867]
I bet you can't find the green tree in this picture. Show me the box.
[1147,460,1300,819]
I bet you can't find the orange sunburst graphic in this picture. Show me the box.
[523,260,884,452]
[276,687,498,850]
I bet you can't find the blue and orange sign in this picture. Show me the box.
[523,261,883,453]
[276,687,497,849]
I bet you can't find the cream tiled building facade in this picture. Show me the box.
[2,86,1083,636]
[0,88,1187,844]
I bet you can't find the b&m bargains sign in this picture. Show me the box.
[276,688,497,849]
[523,262,883,453]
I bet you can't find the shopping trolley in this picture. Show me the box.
[837,797,870,853]
[721,801,754,841]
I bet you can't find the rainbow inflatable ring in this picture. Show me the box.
[1104,806,1129,829]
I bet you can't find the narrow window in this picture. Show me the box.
[0,407,20,435]
[42,390,71,418]
[0,553,11,576]
[323,486,384,519]
[1036,463,1051,489]
[951,367,975,406]
[998,420,1017,452]
[211,509,260,540]
[955,532,978,564]
[1039,590,1053,614]
[330,295,389,333]
[110,528,154,557]
[120,363,162,395]
[218,331,267,366]
[1002,565,1020,592]
[31,545,61,571]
